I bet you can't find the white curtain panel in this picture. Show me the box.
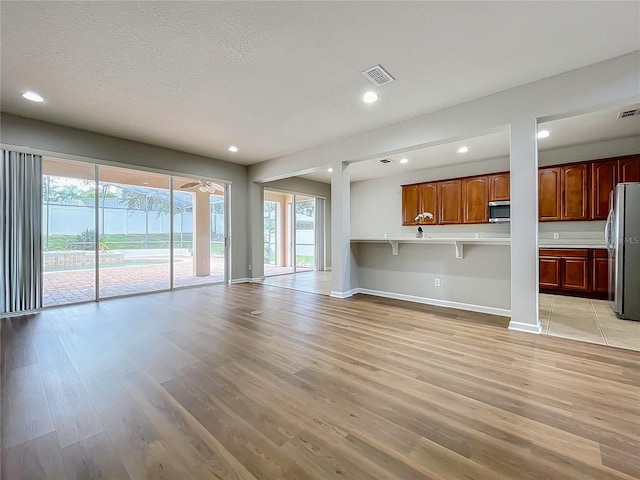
[0,150,43,314]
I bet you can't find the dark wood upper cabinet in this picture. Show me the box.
[438,179,462,224]
[489,173,510,202]
[418,183,438,225]
[462,176,489,224]
[401,184,419,226]
[619,155,640,183]
[539,167,561,221]
[560,163,588,221]
[403,155,635,227]
[590,160,617,220]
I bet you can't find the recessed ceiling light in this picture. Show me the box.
[22,90,44,102]
[457,146,469,154]
[363,91,379,104]
[142,182,149,185]
[328,167,333,173]
[228,146,238,152]
[537,130,550,139]
[400,158,409,164]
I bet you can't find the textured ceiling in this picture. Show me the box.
[1,2,639,165]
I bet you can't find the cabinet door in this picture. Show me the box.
[539,167,561,221]
[540,257,561,289]
[590,160,617,220]
[592,252,609,294]
[462,176,489,224]
[418,183,438,225]
[489,173,510,201]
[619,155,640,183]
[438,180,462,224]
[401,185,419,225]
[562,258,589,291]
[561,163,588,221]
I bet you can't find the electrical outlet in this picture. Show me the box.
[553,233,560,240]
[248,264,252,271]
[434,279,441,287]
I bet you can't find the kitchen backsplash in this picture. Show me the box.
[539,221,606,245]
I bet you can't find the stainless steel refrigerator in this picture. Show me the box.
[606,182,640,321]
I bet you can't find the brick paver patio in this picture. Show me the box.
[43,255,225,306]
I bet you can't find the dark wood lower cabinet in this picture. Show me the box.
[562,257,589,291]
[539,248,608,298]
[592,250,609,294]
[539,257,561,289]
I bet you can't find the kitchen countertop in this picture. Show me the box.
[351,237,606,250]
[538,242,606,249]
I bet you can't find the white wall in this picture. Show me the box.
[539,135,640,166]
[353,243,511,313]
[0,113,250,280]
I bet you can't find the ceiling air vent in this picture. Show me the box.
[362,65,395,86]
[378,158,392,164]
[618,109,640,119]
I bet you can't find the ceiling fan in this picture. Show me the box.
[179,180,224,194]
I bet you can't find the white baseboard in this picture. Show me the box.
[508,321,542,334]
[352,288,511,317]
[230,277,265,284]
[330,290,354,299]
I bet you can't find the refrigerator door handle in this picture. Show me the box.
[605,209,613,252]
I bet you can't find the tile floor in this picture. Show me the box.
[540,293,640,351]
[262,270,332,295]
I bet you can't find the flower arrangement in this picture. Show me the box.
[414,212,434,238]
[414,212,434,224]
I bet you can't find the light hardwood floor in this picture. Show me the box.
[2,284,639,479]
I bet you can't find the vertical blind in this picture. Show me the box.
[0,150,43,315]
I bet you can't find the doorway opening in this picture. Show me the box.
[263,189,324,277]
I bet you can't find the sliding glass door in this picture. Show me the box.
[264,190,321,277]
[295,195,315,272]
[97,165,171,298]
[42,158,97,307]
[41,156,227,307]
[173,176,226,287]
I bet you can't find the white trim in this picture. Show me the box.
[352,288,511,317]
[250,277,264,283]
[330,290,354,299]
[508,320,542,334]
[229,277,251,284]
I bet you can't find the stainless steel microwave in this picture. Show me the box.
[488,201,510,223]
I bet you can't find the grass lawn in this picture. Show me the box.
[44,234,225,255]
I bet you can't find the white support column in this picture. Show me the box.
[248,181,264,281]
[330,161,352,298]
[508,118,541,333]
